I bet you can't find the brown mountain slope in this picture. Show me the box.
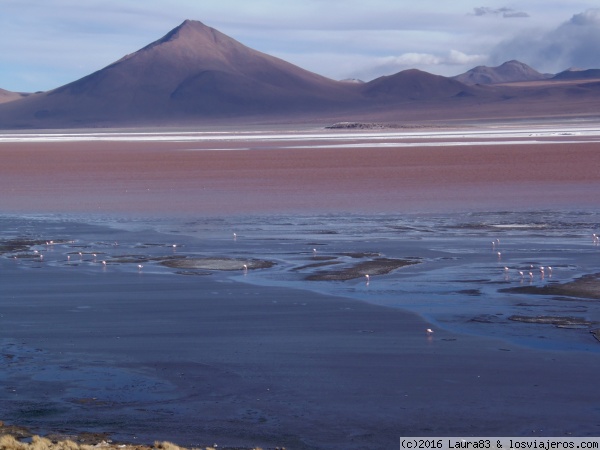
[0,20,360,128]
[362,69,476,99]
[0,88,27,104]
[552,68,600,81]
[452,60,550,85]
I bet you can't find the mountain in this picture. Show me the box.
[552,68,600,81]
[0,20,360,128]
[1,21,599,129]
[0,88,27,104]
[452,60,550,85]
[362,69,475,99]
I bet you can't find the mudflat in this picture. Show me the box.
[1,128,599,215]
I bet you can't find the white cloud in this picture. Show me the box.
[446,49,486,65]
[381,53,443,66]
[375,50,484,74]
[374,50,485,70]
[301,50,486,82]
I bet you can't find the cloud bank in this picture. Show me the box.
[472,7,530,18]
[490,8,600,73]
[363,50,485,80]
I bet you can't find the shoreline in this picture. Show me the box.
[0,423,262,450]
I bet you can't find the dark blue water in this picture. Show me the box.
[2,210,600,447]
[2,210,599,353]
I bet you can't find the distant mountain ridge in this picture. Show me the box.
[451,60,551,85]
[552,68,600,81]
[1,20,600,128]
[363,69,475,99]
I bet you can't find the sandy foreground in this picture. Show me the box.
[1,126,600,449]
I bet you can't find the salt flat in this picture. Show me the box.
[2,123,600,144]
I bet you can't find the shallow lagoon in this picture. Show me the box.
[4,210,600,353]
[1,210,600,446]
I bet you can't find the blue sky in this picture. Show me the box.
[1,1,600,92]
